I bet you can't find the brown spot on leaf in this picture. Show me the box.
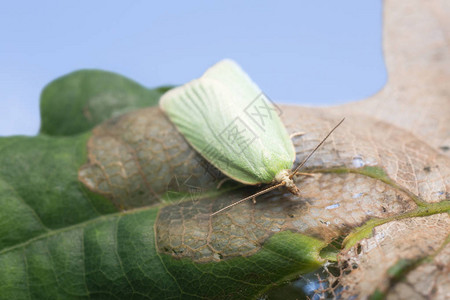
[337,215,450,299]
[155,173,416,262]
[78,107,226,209]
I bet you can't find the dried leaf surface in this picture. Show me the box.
[77,0,450,297]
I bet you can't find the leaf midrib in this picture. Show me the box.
[0,205,155,255]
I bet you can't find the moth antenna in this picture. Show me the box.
[210,182,286,216]
[289,118,345,179]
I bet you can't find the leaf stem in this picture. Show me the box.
[343,200,450,249]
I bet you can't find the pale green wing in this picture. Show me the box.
[160,59,295,185]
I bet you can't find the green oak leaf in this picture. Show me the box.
[39,69,172,136]
[0,133,325,299]
[1,71,327,299]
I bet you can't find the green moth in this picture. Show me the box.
[160,59,343,214]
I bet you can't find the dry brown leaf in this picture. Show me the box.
[78,0,450,298]
[325,0,450,298]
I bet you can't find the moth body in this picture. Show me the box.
[160,59,295,187]
[274,170,300,195]
[160,59,343,215]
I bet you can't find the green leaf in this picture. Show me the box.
[0,134,116,235]
[1,70,328,299]
[0,133,324,298]
[0,133,325,298]
[39,69,170,136]
[0,204,324,299]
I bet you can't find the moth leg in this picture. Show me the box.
[289,131,305,140]
[252,197,257,204]
[216,177,231,189]
[294,172,316,178]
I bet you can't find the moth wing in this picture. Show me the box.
[160,59,295,184]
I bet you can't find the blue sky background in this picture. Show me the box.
[0,1,386,136]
